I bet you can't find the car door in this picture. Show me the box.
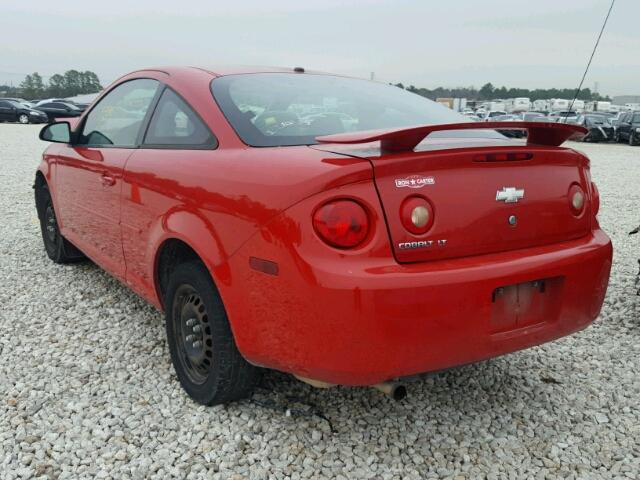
[50,103,69,118]
[50,102,77,119]
[46,103,65,119]
[37,103,58,122]
[631,112,640,136]
[0,100,16,121]
[121,87,217,298]
[618,113,631,140]
[55,79,161,279]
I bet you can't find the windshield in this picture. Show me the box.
[211,73,501,147]
[585,116,611,127]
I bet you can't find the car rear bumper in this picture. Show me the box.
[228,229,612,386]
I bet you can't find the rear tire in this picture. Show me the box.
[165,261,260,405]
[36,185,84,263]
[630,133,639,146]
[18,114,30,124]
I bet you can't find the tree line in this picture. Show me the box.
[0,70,103,100]
[1,71,610,103]
[394,82,610,102]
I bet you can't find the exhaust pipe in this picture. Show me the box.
[373,382,407,400]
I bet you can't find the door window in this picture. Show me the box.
[143,89,216,147]
[79,79,159,147]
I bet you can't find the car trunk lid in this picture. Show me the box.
[313,122,592,263]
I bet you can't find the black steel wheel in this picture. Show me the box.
[35,184,84,263]
[165,261,260,405]
[171,285,215,385]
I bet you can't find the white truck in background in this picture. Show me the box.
[570,99,585,111]
[548,99,570,112]
[532,99,550,112]
[435,97,468,112]
[477,101,506,114]
[585,101,611,112]
[505,98,531,113]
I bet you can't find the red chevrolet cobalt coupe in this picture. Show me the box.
[35,66,612,405]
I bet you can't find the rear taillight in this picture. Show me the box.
[568,184,585,216]
[313,199,369,248]
[591,182,600,216]
[400,196,434,235]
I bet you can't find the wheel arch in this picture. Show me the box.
[155,238,204,307]
[34,170,49,218]
[151,221,232,311]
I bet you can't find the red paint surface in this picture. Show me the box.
[39,67,612,385]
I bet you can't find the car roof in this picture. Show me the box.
[131,65,331,79]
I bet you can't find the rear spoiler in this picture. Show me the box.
[316,121,588,153]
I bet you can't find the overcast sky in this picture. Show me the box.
[2,0,638,96]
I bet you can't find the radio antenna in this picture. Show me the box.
[568,0,615,113]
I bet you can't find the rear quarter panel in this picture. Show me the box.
[121,146,372,308]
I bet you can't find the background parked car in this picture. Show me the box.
[548,111,578,123]
[573,114,615,142]
[614,111,640,145]
[493,114,526,137]
[520,112,549,122]
[35,98,89,113]
[34,101,83,122]
[0,97,38,109]
[0,97,30,105]
[0,99,49,124]
[482,110,507,121]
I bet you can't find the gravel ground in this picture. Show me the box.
[0,123,639,480]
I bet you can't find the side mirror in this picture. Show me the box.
[39,122,71,143]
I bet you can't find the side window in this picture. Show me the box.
[79,79,159,147]
[0,101,10,107]
[143,89,216,147]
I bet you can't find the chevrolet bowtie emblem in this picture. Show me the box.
[496,187,524,203]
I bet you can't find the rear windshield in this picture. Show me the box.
[211,73,501,147]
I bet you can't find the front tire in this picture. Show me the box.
[18,114,30,124]
[630,133,639,146]
[165,261,260,405]
[36,185,84,263]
